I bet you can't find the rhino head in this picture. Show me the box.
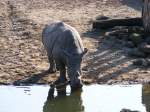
[63,48,88,89]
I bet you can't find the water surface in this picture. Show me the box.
[0,84,149,112]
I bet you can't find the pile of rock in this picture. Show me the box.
[105,26,150,67]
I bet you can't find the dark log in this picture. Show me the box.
[93,17,143,29]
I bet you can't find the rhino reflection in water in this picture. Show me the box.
[42,22,87,90]
[43,87,84,112]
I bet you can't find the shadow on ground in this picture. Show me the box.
[82,29,137,83]
[13,70,50,85]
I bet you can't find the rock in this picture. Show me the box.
[125,41,135,48]
[105,30,119,37]
[118,34,129,40]
[127,48,147,58]
[147,54,150,58]
[133,59,147,66]
[146,59,150,65]
[133,59,143,66]
[115,39,123,44]
[129,33,143,46]
[133,59,150,67]
[131,26,144,34]
[138,42,150,54]
[112,26,129,31]
[145,37,150,44]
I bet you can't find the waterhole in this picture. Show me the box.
[0,84,150,112]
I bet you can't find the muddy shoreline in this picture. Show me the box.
[1,0,149,85]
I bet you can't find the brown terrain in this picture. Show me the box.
[1,0,148,85]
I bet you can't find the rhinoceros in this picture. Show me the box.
[42,22,87,90]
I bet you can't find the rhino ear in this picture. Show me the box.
[82,48,88,55]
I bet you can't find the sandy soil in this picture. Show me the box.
[1,0,148,85]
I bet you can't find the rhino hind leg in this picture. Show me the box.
[47,57,57,73]
[55,61,68,84]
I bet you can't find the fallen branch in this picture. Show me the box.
[93,17,143,29]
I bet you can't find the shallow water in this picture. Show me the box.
[0,84,150,112]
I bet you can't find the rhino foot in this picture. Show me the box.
[54,77,68,85]
[71,82,83,92]
[47,68,57,74]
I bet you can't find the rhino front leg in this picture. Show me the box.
[69,72,83,92]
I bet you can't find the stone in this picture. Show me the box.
[138,42,150,54]
[105,30,118,37]
[145,37,150,44]
[125,41,135,48]
[129,33,143,46]
[131,26,144,34]
[127,48,147,58]
[133,59,150,67]
[133,59,146,66]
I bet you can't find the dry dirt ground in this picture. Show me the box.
[1,0,148,85]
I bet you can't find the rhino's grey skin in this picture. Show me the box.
[42,22,87,89]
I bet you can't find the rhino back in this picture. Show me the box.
[42,22,84,57]
[59,23,84,55]
[42,22,64,52]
